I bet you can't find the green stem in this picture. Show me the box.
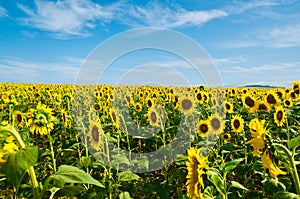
[0,126,39,199]
[48,134,57,173]
[273,143,300,194]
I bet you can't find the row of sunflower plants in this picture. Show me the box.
[0,81,299,198]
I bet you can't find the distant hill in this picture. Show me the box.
[243,84,280,88]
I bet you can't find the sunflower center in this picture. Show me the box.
[92,126,99,142]
[147,99,152,107]
[211,118,221,130]
[94,104,100,111]
[223,134,229,140]
[200,124,208,133]
[196,93,202,101]
[285,100,291,106]
[276,110,283,121]
[258,104,268,111]
[16,114,22,123]
[150,112,157,123]
[225,103,231,110]
[267,94,276,104]
[245,96,255,107]
[182,99,192,110]
[233,119,240,129]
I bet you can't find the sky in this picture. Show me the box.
[0,0,300,87]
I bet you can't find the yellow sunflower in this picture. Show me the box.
[1,92,10,103]
[242,94,257,113]
[231,115,244,133]
[256,100,271,112]
[223,101,234,113]
[27,103,56,135]
[283,99,293,108]
[109,108,120,129]
[208,114,225,134]
[14,111,24,127]
[196,120,210,137]
[186,147,209,199]
[262,150,286,181]
[222,133,231,141]
[265,91,280,106]
[179,96,195,114]
[88,120,104,151]
[274,106,286,127]
[148,107,160,127]
[135,102,143,112]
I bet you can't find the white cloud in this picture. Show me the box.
[17,0,121,39]
[0,57,80,83]
[122,2,227,28]
[0,6,8,17]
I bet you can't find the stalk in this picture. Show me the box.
[0,126,39,199]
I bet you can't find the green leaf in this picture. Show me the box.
[0,146,38,191]
[55,186,85,197]
[272,191,300,199]
[231,181,248,191]
[49,165,104,188]
[207,170,226,196]
[288,136,300,150]
[111,154,131,166]
[117,170,139,182]
[223,158,244,174]
[119,191,133,199]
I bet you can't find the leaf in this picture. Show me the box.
[223,158,244,174]
[231,181,248,191]
[55,186,85,197]
[288,136,300,150]
[272,191,300,199]
[117,170,139,182]
[207,170,226,196]
[110,154,131,166]
[119,191,133,199]
[49,165,104,188]
[0,146,38,191]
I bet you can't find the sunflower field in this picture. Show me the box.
[0,81,300,199]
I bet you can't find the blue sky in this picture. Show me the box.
[0,0,300,87]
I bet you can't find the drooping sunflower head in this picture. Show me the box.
[231,115,244,133]
[274,106,286,127]
[186,147,209,199]
[27,103,56,135]
[208,114,225,134]
[249,118,267,137]
[109,108,120,129]
[196,120,210,137]
[88,120,104,151]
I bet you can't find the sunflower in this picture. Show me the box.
[257,100,271,112]
[14,111,24,127]
[135,102,143,112]
[1,92,10,103]
[266,91,280,106]
[196,120,210,137]
[283,99,293,108]
[186,147,209,199]
[179,96,195,114]
[262,150,286,181]
[109,108,120,129]
[223,101,233,113]
[27,103,56,135]
[148,107,160,127]
[195,92,204,103]
[60,109,69,128]
[231,115,244,133]
[248,118,267,156]
[242,94,257,113]
[207,114,225,134]
[222,133,231,141]
[274,106,286,127]
[292,80,300,95]
[88,120,104,151]
[248,137,265,157]
[146,97,154,109]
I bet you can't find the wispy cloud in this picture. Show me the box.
[122,2,227,28]
[17,0,227,39]
[0,6,8,18]
[17,0,121,39]
[0,57,80,83]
